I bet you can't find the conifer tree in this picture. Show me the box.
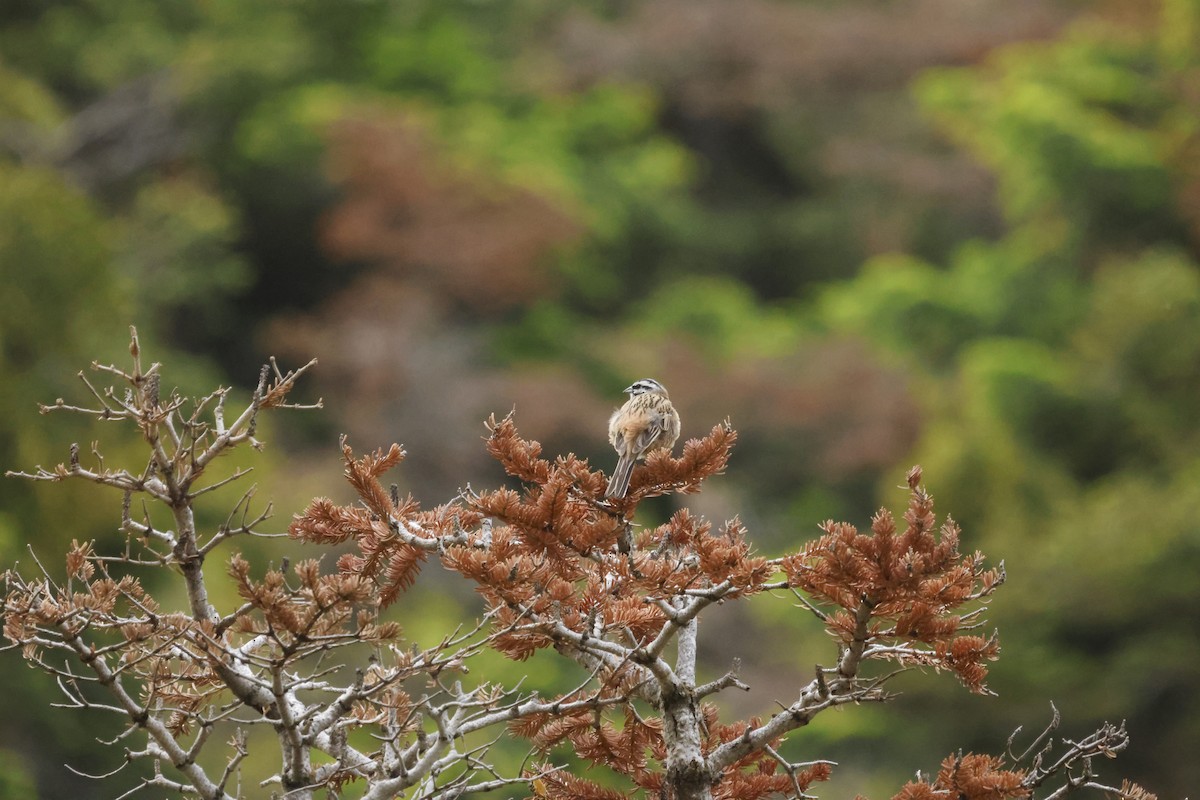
[4,332,1152,799]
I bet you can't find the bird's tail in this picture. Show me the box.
[606,454,636,499]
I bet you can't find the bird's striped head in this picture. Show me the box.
[624,378,668,397]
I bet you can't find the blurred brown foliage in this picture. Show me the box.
[321,114,583,311]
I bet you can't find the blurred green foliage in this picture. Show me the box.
[816,2,1200,793]
[2,0,1198,797]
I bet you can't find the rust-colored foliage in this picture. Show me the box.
[617,419,739,502]
[484,412,737,503]
[292,413,1015,797]
[781,465,1003,692]
[704,710,833,800]
[518,706,831,800]
[889,753,1028,800]
[1115,780,1159,800]
[227,555,400,644]
[290,438,481,605]
[526,768,633,800]
[934,753,1028,798]
[713,764,831,800]
[3,548,230,736]
[451,415,755,661]
[455,415,828,798]
[294,410,743,643]
[518,707,663,789]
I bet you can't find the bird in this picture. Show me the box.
[605,378,681,499]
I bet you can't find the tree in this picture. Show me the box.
[2,332,1152,799]
[2,331,552,799]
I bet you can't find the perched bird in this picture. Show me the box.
[605,378,681,499]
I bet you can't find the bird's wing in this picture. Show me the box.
[630,414,666,455]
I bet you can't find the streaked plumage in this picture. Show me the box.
[605,378,681,499]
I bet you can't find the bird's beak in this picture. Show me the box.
[623,384,636,395]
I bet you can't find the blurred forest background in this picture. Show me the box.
[2,0,1198,797]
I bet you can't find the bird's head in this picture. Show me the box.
[624,378,668,397]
